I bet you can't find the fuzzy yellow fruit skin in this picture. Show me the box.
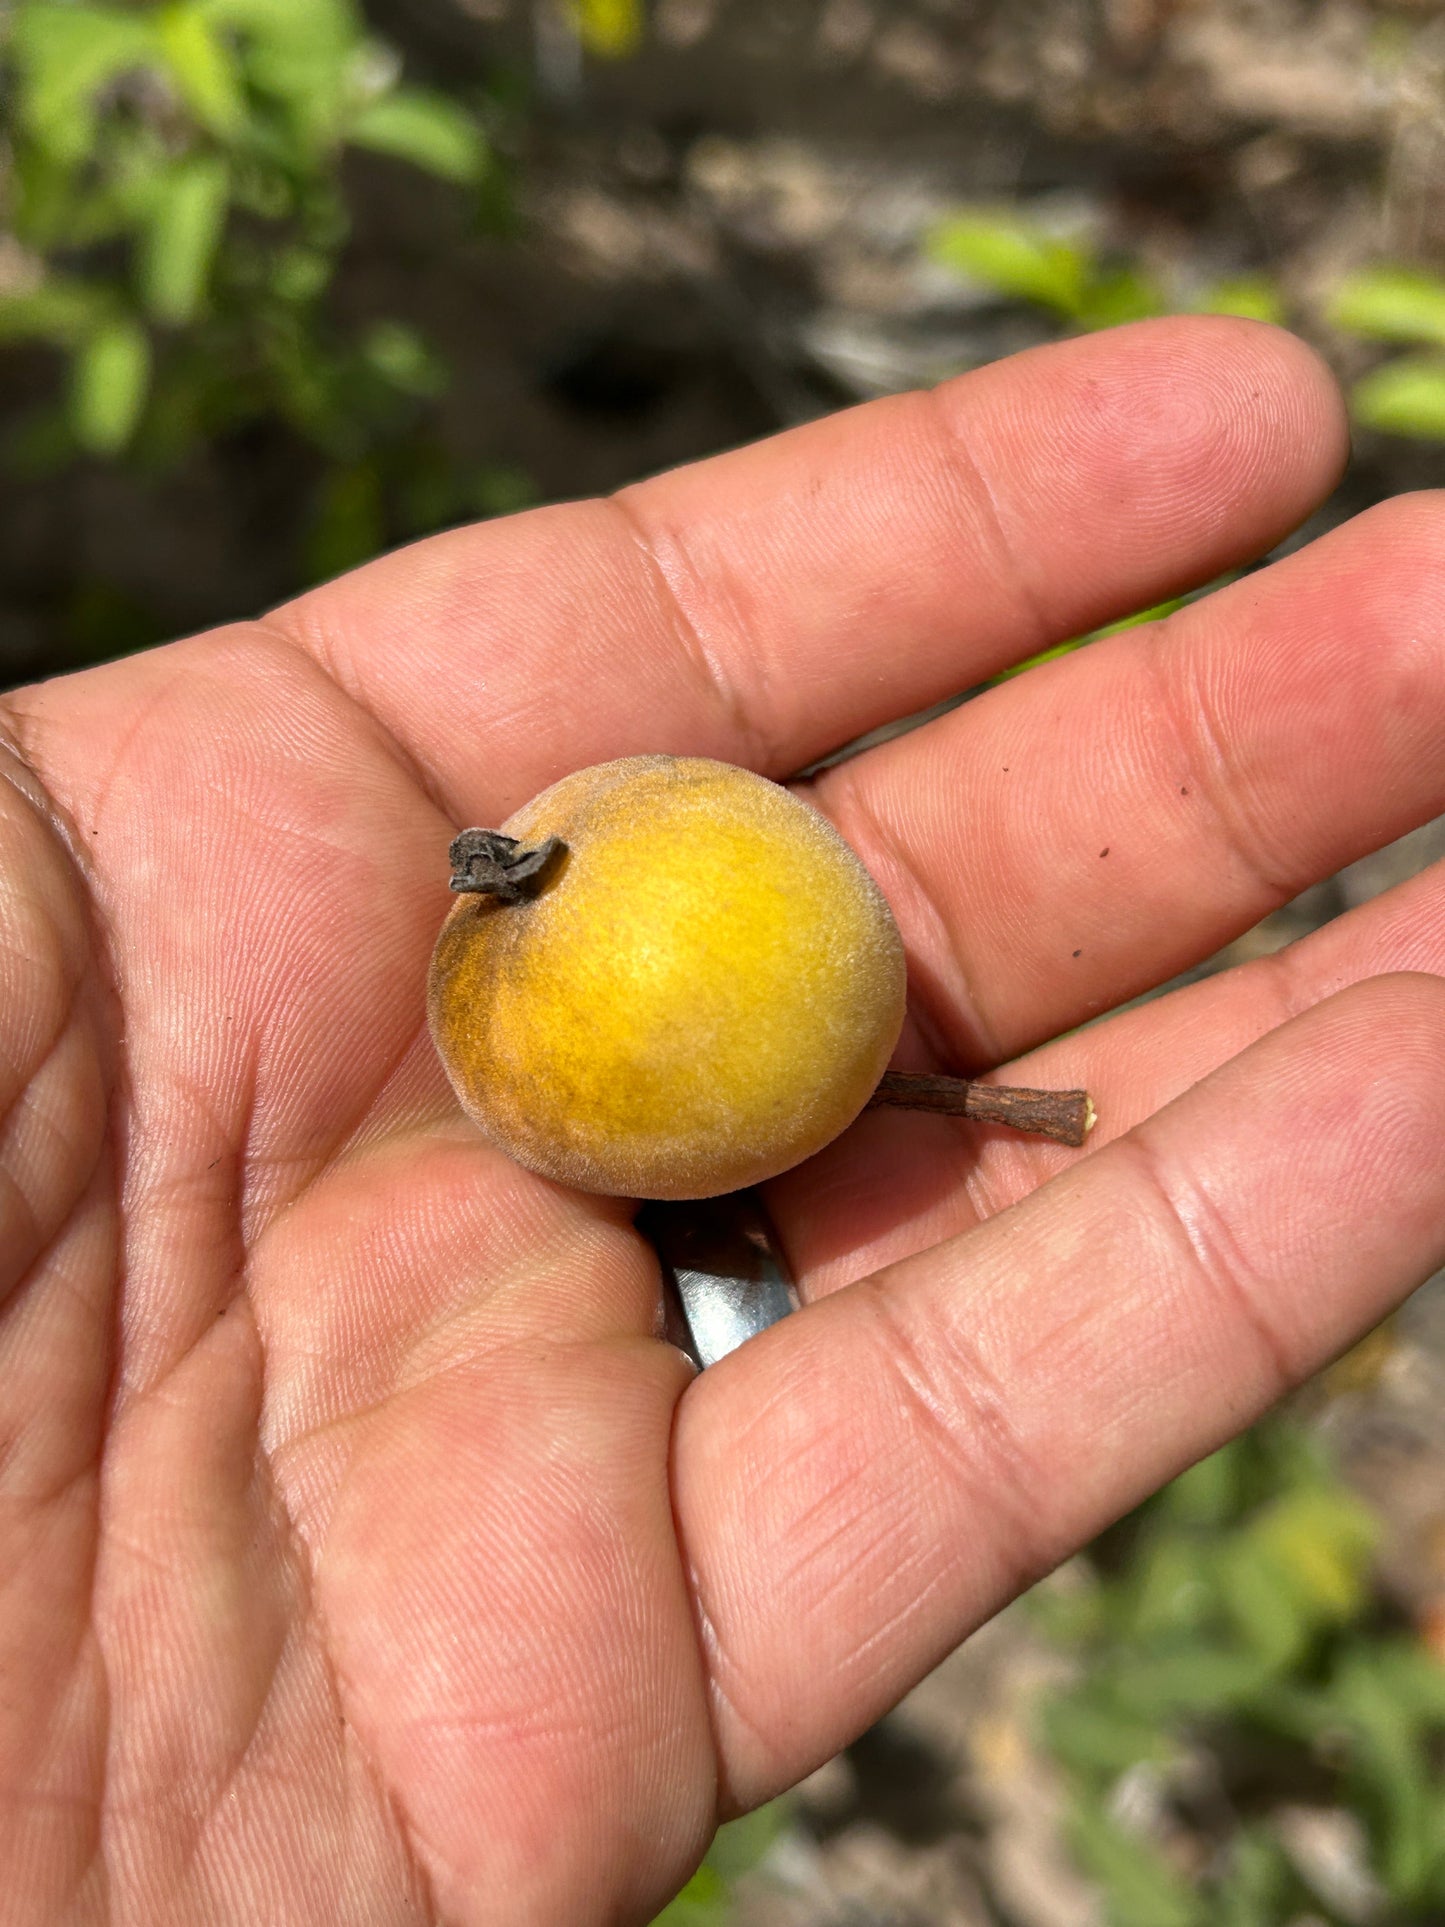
[427,755,907,1200]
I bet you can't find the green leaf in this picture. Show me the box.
[928,213,1090,320]
[1373,1641,1445,1724]
[569,0,644,57]
[467,466,538,520]
[1248,1485,1376,1624]
[361,320,448,397]
[1329,266,1445,347]
[1211,1485,1373,1673]
[704,1798,789,1882]
[1268,1644,1445,1902]
[1068,1798,1203,1927]
[1094,595,1190,637]
[1329,1650,1437,1900]
[347,87,487,184]
[390,442,466,535]
[196,0,359,62]
[196,0,363,142]
[1077,264,1165,331]
[1219,1541,1310,1671]
[1121,1537,1212,1644]
[0,279,115,346]
[1030,1564,1107,1647]
[649,1859,730,1925]
[649,1802,789,1924]
[1351,353,1445,441]
[1163,1439,1246,1528]
[991,636,1089,682]
[1114,1645,1275,1719]
[12,5,159,163]
[306,461,385,582]
[269,246,334,307]
[139,157,231,325]
[1214,1827,1297,1927]
[991,595,1184,684]
[69,319,152,454]
[1195,275,1286,326]
[1428,1784,1445,1900]
[156,2,245,136]
[1043,1692,1174,1777]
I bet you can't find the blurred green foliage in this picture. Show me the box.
[649,1799,791,1925]
[1329,266,1445,441]
[1328,265,1445,349]
[928,209,1285,334]
[569,0,644,59]
[932,208,1445,446]
[1035,1414,1445,1925]
[990,591,1195,684]
[0,0,516,577]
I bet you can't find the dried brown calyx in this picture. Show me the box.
[448,830,566,903]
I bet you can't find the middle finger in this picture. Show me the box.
[812,490,1445,1070]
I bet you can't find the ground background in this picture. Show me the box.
[7,0,1445,680]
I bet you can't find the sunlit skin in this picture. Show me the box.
[6,317,1445,1925]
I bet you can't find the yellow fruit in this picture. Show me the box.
[427,754,906,1199]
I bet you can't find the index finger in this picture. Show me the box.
[272,318,1346,825]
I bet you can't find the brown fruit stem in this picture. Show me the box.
[867,1072,1095,1148]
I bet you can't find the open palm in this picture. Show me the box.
[6,318,1445,1926]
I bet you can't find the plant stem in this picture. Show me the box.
[868,1072,1095,1148]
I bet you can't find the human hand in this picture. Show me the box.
[4,318,1445,1926]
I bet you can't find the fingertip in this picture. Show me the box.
[1142,968,1445,1276]
[1303,973,1445,1277]
[1301,966,1445,1057]
[935,314,1351,619]
[1115,313,1350,519]
[1211,314,1352,501]
[1313,968,1445,1110]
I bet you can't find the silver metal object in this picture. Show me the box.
[640,1192,800,1368]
